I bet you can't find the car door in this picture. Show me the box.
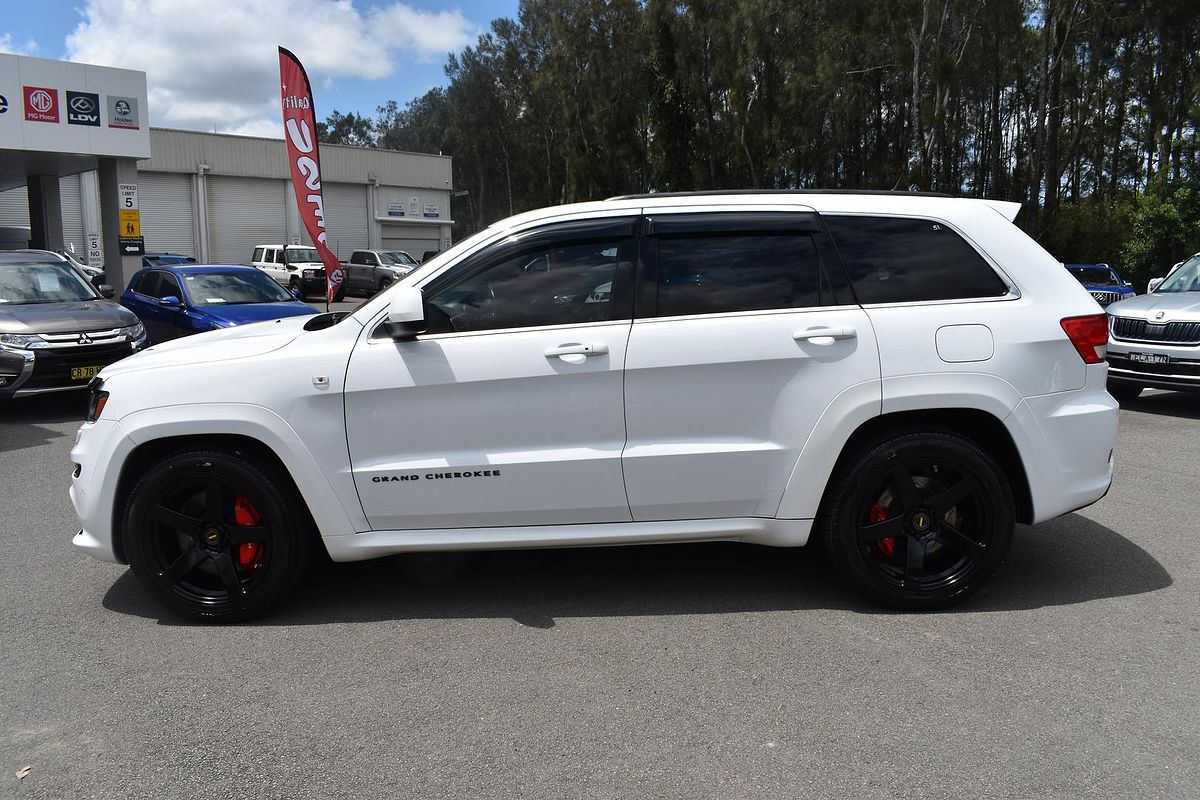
[126,271,168,343]
[152,271,189,341]
[346,252,364,290]
[344,216,638,531]
[621,208,881,520]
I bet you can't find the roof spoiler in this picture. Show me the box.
[981,200,1021,222]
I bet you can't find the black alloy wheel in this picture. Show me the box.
[122,448,315,622]
[819,431,1015,610]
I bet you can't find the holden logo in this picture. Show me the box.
[70,95,95,113]
[115,100,131,115]
[1155,311,1165,320]
[77,332,93,345]
[29,90,53,113]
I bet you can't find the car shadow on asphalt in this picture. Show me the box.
[1121,390,1200,420]
[0,393,86,453]
[101,511,1172,627]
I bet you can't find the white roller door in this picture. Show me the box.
[140,172,195,257]
[322,182,368,260]
[382,223,439,260]
[208,176,286,264]
[0,187,30,228]
[59,175,85,254]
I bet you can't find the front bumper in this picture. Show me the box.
[0,335,147,398]
[69,418,135,564]
[1106,342,1200,393]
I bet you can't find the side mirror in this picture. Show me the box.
[98,284,116,299]
[386,286,426,337]
[159,295,183,307]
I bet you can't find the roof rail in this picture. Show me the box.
[604,189,955,201]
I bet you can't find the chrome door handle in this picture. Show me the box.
[793,326,857,343]
[545,343,609,358]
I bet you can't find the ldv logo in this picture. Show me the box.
[23,86,59,123]
[66,91,101,127]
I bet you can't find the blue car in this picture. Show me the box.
[121,264,317,344]
[1064,263,1135,307]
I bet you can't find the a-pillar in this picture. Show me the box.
[27,175,65,251]
[97,157,142,292]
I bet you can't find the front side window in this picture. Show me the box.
[158,273,183,300]
[824,215,1008,304]
[0,262,98,305]
[653,233,828,317]
[423,238,626,334]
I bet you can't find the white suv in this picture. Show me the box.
[71,192,1118,621]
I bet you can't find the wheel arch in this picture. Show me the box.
[111,433,315,563]
[823,409,1032,524]
[106,404,364,562]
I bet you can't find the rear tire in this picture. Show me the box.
[122,447,316,623]
[817,431,1015,611]
[1107,384,1143,403]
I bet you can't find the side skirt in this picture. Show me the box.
[322,517,814,562]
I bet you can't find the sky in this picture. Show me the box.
[3,0,520,138]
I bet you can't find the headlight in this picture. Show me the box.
[304,269,318,278]
[116,323,145,340]
[0,333,50,350]
[86,379,108,422]
[393,266,414,276]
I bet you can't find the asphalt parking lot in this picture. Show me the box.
[1,383,1197,799]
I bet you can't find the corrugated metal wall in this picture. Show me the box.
[208,176,286,264]
[381,224,440,260]
[0,187,30,228]
[140,172,195,256]
[322,183,369,259]
[143,128,453,189]
[59,174,85,254]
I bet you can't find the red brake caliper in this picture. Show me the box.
[870,501,895,558]
[233,495,265,571]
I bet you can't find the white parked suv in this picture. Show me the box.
[250,244,344,301]
[71,192,1118,621]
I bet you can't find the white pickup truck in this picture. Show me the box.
[250,244,344,301]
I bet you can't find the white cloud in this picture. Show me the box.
[0,33,39,55]
[63,0,477,135]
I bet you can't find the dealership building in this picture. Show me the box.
[0,52,454,292]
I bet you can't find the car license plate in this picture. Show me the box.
[1128,352,1168,364]
[71,366,102,380]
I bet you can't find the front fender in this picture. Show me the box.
[120,403,366,538]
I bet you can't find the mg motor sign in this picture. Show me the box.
[278,47,344,305]
[66,91,101,126]
[23,86,59,123]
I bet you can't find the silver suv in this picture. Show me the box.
[1105,253,1200,400]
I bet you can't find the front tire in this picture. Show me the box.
[818,431,1015,611]
[122,447,316,622]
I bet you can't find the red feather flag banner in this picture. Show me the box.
[278,46,344,307]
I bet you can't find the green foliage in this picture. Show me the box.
[315,0,1200,249]
[1119,183,1200,288]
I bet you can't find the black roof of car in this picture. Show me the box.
[0,251,68,264]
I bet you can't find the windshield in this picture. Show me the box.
[285,247,321,263]
[182,270,296,305]
[1157,255,1200,293]
[1067,266,1120,286]
[381,251,418,266]
[0,261,98,305]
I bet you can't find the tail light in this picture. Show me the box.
[1060,314,1109,364]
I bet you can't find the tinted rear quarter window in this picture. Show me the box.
[824,216,1007,304]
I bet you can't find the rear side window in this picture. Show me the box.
[824,216,1008,304]
[652,233,832,317]
[133,272,161,297]
[252,247,265,263]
